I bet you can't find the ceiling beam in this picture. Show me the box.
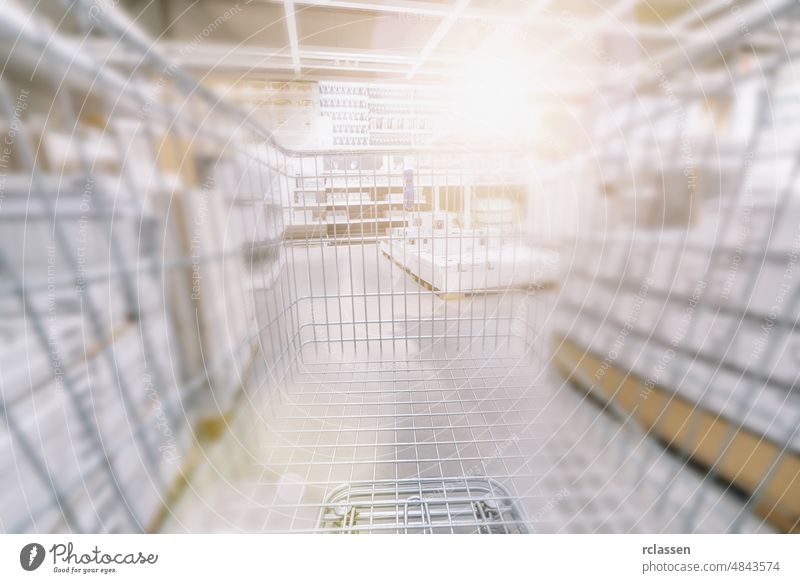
[80,38,616,91]
[259,0,501,21]
[256,0,688,41]
[282,0,302,75]
[406,0,471,79]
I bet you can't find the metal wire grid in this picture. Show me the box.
[218,2,800,533]
[1,0,546,533]
[259,351,547,532]
[248,142,558,532]
[165,331,777,533]
[165,241,780,535]
[2,0,798,536]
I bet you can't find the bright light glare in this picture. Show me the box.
[448,56,539,141]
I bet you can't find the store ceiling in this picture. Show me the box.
[83,0,791,95]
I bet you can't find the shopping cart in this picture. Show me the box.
[0,0,798,534]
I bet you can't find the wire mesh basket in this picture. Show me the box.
[1,0,798,535]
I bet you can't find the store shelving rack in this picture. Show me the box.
[550,1,800,533]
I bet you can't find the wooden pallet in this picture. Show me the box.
[381,250,460,299]
[381,251,545,300]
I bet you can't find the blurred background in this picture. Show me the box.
[0,0,798,533]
